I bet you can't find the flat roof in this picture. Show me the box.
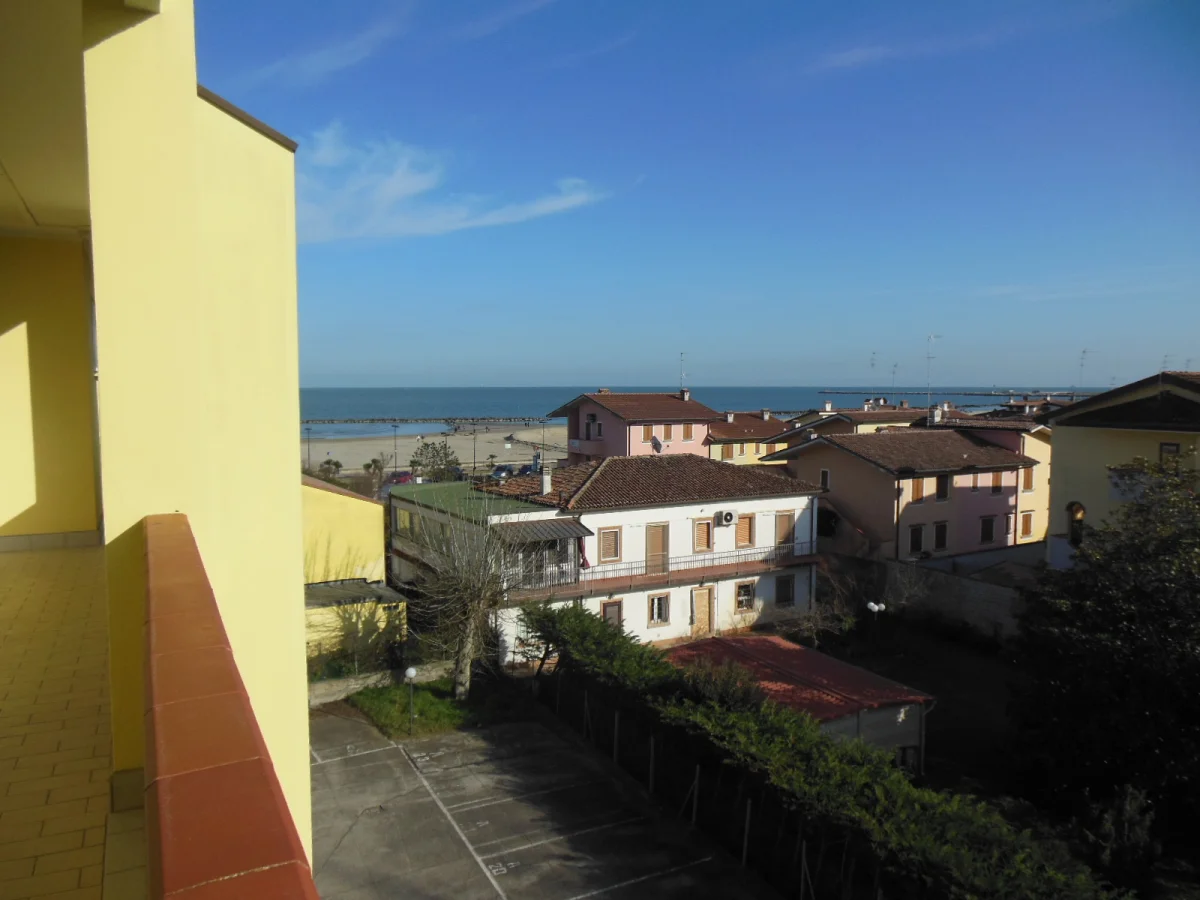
[667,635,931,722]
[389,480,542,521]
[304,580,406,609]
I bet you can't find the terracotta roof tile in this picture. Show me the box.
[548,391,720,422]
[769,429,1036,473]
[917,415,1043,432]
[476,454,820,510]
[707,412,786,442]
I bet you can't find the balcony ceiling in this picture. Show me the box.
[0,2,91,234]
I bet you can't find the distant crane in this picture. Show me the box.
[926,334,942,408]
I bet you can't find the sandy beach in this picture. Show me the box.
[301,425,569,476]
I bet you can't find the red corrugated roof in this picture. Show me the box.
[667,635,930,722]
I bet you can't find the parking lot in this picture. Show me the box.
[311,711,775,899]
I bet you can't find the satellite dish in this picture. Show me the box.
[651,436,663,454]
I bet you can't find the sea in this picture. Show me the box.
[299,386,1083,439]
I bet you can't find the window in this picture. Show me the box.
[775,574,795,606]
[819,469,830,490]
[1161,442,1181,464]
[735,581,755,611]
[598,527,621,562]
[738,442,746,457]
[1020,512,1034,538]
[909,525,924,554]
[1022,466,1034,492]
[663,424,673,441]
[980,516,996,544]
[934,521,948,551]
[721,443,734,460]
[395,508,411,534]
[642,424,654,443]
[694,519,713,552]
[775,511,795,546]
[648,594,670,626]
[755,443,762,455]
[596,422,603,438]
[736,514,755,548]
[683,423,694,441]
[1005,513,1014,536]
[911,478,925,503]
[602,600,623,626]
[971,472,979,492]
[991,471,1003,494]
[935,474,950,501]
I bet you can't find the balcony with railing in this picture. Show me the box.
[506,541,817,601]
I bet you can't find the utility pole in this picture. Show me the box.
[926,334,941,408]
[392,424,399,474]
[305,427,312,471]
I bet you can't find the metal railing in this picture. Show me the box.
[508,541,816,592]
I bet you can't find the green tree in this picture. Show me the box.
[316,458,343,481]
[410,440,460,482]
[1012,453,1200,835]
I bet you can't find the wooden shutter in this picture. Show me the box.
[694,520,712,551]
[991,471,1003,492]
[683,423,693,440]
[736,515,753,547]
[642,424,653,443]
[775,511,794,545]
[721,443,733,460]
[971,472,979,491]
[1022,467,1034,490]
[663,424,673,441]
[1021,512,1033,537]
[911,478,925,502]
[599,529,620,561]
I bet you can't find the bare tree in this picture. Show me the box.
[401,499,523,700]
[884,561,931,612]
[790,556,861,648]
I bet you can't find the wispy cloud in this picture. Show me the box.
[809,25,1022,73]
[297,122,605,242]
[239,15,408,89]
[452,0,556,41]
[546,31,638,69]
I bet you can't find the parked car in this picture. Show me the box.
[385,471,414,485]
[517,463,537,477]
[449,466,467,481]
[491,464,515,480]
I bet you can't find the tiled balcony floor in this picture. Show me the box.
[0,547,145,899]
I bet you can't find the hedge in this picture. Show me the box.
[523,604,1122,900]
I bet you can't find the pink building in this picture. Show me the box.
[766,429,1038,560]
[548,390,720,464]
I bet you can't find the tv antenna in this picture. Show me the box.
[926,334,941,408]
[1162,354,1172,372]
[679,352,686,390]
[869,350,877,377]
[891,362,899,392]
[1077,349,1091,393]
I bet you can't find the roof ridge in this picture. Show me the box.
[565,457,610,509]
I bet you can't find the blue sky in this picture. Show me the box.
[195,0,1200,388]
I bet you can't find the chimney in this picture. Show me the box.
[863,399,872,411]
[597,387,610,394]
[761,408,770,421]
[824,400,833,412]
[900,399,909,408]
[725,411,735,423]
[541,462,554,495]
[941,401,951,412]
[931,406,943,424]
[680,388,691,402]
[807,430,818,441]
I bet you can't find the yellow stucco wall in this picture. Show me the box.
[83,0,310,856]
[1016,430,1052,542]
[1047,425,1198,537]
[0,237,99,536]
[302,483,386,583]
[708,441,784,465]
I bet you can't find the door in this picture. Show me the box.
[602,600,623,627]
[645,523,669,575]
[775,511,795,548]
[691,587,713,637]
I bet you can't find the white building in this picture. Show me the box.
[388,455,822,664]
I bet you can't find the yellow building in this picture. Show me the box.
[1,1,316,896]
[1041,372,1200,567]
[705,411,789,465]
[302,476,387,584]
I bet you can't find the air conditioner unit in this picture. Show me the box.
[714,510,736,527]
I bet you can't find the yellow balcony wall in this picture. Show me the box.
[302,479,387,584]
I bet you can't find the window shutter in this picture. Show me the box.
[1023,467,1034,490]
[992,471,1003,492]
[912,478,925,502]
[664,424,673,441]
[695,520,712,550]
[642,425,653,443]
[736,515,752,547]
[683,423,693,440]
[600,530,619,560]
[721,443,733,460]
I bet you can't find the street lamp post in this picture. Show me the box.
[305,427,312,471]
[405,667,417,736]
[866,601,886,647]
[392,425,398,474]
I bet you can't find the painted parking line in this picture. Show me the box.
[477,816,645,860]
[312,743,399,765]
[558,857,715,900]
[447,779,604,813]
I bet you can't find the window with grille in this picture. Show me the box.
[694,520,713,552]
[683,423,694,441]
[980,516,996,544]
[736,515,754,547]
[935,474,950,501]
[776,574,795,606]
[735,582,755,610]
[664,424,673,441]
[934,521,948,550]
[911,478,925,503]
[991,471,1003,494]
[1022,466,1034,491]
[642,424,654,443]
[598,528,621,561]
[648,594,670,625]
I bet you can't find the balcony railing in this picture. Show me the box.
[508,541,816,595]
